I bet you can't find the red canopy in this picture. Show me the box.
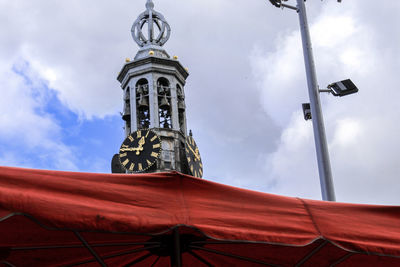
[0,166,399,266]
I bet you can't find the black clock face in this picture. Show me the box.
[185,136,203,178]
[119,129,161,173]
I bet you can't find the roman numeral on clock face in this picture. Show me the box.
[129,163,135,171]
[122,159,129,166]
[153,143,161,149]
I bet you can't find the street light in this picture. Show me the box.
[269,0,342,6]
[268,0,281,7]
[303,79,358,121]
[319,79,359,97]
[267,0,347,202]
[268,0,297,10]
[327,79,358,97]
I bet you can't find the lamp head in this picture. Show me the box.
[302,103,312,121]
[268,0,342,8]
[328,79,358,97]
[268,0,282,7]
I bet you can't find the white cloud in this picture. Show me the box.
[264,113,321,199]
[331,118,362,147]
[251,31,306,127]
[0,60,78,170]
[0,1,127,119]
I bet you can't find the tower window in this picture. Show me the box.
[136,79,150,129]
[122,87,131,133]
[157,77,172,129]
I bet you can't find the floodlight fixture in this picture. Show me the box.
[268,0,282,7]
[268,0,342,9]
[327,79,358,97]
[268,0,298,10]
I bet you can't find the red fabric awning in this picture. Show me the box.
[0,166,399,266]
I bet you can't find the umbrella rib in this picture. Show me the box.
[150,256,161,267]
[188,250,214,267]
[329,252,354,267]
[93,242,161,247]
[191,241,244,245]
[294,240,328,267]
[10,242,161,251]
[123,252,153,267]
[61,258,100,267]
[190,245,281,267]
[0,261,16,267]
[11,245,84,250]
[101,244,160,260]
[60,244,161,267]
[74,231,107,267]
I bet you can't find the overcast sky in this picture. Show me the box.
[1,0,399,205]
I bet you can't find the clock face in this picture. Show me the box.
[185,136,203,178]
[119,129,161,173]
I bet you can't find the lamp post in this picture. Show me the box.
[268,0,336,201]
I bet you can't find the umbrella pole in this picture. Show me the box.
[171,228,182,267]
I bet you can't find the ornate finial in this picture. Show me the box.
[131,0,171,48]
[145,0,154,10]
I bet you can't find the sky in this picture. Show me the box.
[0,0,399,205]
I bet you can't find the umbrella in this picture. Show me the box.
[0,166,400,266]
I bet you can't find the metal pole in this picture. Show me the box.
[296,0,336,201]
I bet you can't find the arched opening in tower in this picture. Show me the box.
[123,86,131,134]
[177,84,186,133]
[136,78,150,129]
[157,77,172,129]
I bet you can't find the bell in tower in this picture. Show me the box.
[111,0,203,178]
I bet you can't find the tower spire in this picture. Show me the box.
[146,0,154,44]
[131,0,171,48]
[145,0,154,10]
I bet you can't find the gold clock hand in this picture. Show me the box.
[135,137,145,155]
[120,147,142,152]
[138,136,145,146]
[188,145,201,161]
[135,146,144,155]
[194,148,201,160]
[120,137,146,154]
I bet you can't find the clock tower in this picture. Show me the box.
[111,0,203,177]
